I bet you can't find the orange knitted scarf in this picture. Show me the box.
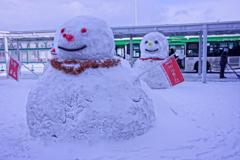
[51,58,120,75]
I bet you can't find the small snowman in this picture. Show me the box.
[26,16,155,141]
[134,32,170,89]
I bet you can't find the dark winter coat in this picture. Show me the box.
[220,52,228,67]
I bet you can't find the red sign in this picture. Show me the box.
[161,56,184,86]
[8,57,20,81]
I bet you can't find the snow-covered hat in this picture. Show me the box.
[53,16,115,60]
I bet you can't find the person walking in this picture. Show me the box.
[219,48,228,78]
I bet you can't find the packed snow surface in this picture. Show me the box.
[1,79,240,160]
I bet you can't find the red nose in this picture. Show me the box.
[63,33,74,42]
[50,48,56,53]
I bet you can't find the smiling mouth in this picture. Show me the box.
[145,48,159,52]
[58,45,87,52]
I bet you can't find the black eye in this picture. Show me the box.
[145,41,148,44]
[154,40,159,44]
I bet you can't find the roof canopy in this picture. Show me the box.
[1,21,240,40]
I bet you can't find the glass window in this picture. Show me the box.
[9,50,19,60]
[39,42,45,48]
[228,42,234,49]
[26,42,37,48]
[20,51,28,62]
[186,43,198,57]
[41,41,53,49]
[35,42,39,48]
[126,43,140,57]
[169,45,185,58]
[38,51,49,62]
[133,44,140,58]
[46,51,52,60]
[116,46,125,58]
[21,41,28,48]
[0,51,5,62]
[8,42,17,50]
[0,42,4,50]
[28,50,39,62]
[26,42,31,48]
[228,41,240,56]
[219,42,228,50]
[17,43,22,49]
[39,41,51,48]
[47,41,53,48]
[208,42,221,57]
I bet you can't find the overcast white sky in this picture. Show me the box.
[0,0,239,31]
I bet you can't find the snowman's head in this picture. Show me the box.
[54,16,115,60]
[140,32,169,59]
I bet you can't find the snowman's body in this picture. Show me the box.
[26,16,155,141]
[134,32,170,89]
[135,60,170,89]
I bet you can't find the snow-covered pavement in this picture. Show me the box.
[0,79,240,160]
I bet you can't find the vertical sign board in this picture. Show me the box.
[8,56,20,81]
[161,56,184,86]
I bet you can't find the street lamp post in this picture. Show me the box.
[134,0,138,26]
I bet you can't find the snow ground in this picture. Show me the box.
[0,79,240,160]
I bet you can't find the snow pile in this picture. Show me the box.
[134,32,170,89]
[1,80,240,160]
[26,16,155,141]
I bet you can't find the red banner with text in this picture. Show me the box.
[8,56,20,81]
[161,56,184,86]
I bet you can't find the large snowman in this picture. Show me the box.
[134,32,170,89]
[26,16,155,141]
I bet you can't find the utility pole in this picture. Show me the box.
[198,34,202,75]
[201,24,208,83]
[134,0,138,26]
[4,34,9,78]
[129,35,134,67]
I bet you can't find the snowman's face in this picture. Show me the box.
[140,32,169,59]
[54,16,115,60]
